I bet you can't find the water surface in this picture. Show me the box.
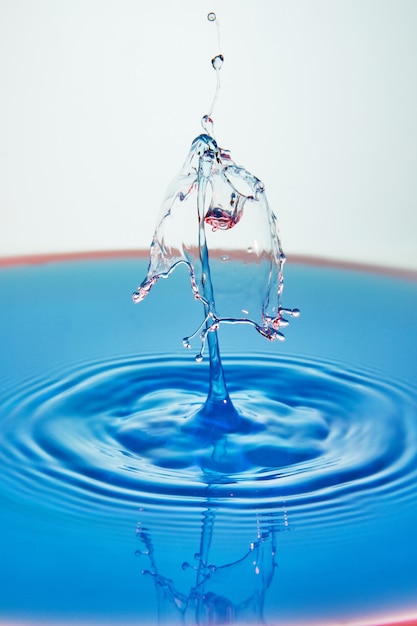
[1,255,417,625]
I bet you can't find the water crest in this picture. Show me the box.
[132,123,298,362]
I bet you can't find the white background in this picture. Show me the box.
[1,0,416,269]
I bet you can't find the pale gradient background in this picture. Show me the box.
[1,0,416,268]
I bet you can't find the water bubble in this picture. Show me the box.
[207,12,216,22]
[211,54,224,70]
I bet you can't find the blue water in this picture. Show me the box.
[1,256,417,625]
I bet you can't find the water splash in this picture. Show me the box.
[132,120,299,357]
[132,13,297,430]
[133,15,297,368]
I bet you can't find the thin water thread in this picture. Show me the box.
[207,12,223,120]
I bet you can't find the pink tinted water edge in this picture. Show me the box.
[1,249,417,280]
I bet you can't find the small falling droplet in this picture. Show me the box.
[194,552,201,560]
[182,561,190,570]
[207,12,216,22]
[211,54,224,70]
[221,255,230,262]
[195,354,204,363]
[292,308,301,318]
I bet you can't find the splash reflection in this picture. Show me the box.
[136,504,280,625]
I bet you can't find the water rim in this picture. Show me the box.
[0,249,417,281]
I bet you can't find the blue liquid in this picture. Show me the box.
[1,256,417,624]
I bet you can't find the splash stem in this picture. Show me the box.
[196,160,240,430]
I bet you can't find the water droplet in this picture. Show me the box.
[201,114,214,136]
[211,54,224,70]
[194,552,201,560]
[207,12,216,22]
[195,354,204,363]
[221,255,230,262]
[182,561,190,570]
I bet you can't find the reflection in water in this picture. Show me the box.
[136,505,280,625]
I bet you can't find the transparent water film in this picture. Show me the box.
[133,120,298,357]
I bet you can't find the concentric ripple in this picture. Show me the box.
[1,354,416,520]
